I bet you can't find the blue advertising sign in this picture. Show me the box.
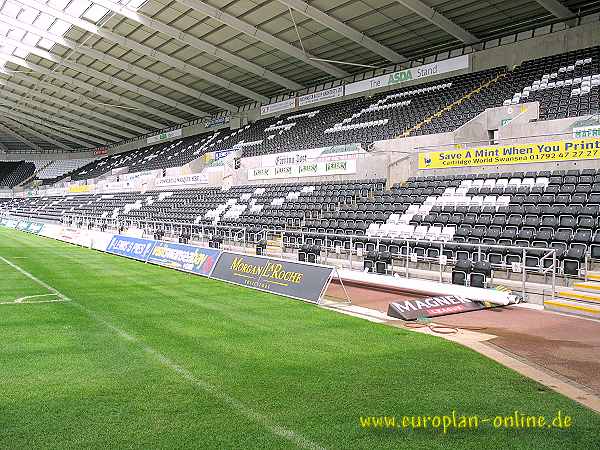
[214,149,234,160]
[147,241,221,276]
[204,115,230,129]
[106,235,156,261]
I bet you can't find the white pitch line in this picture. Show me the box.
[0,256,325,450]
[322,304,387,323]
[0,292,69,305]
[14,293,59,303]
[0,300,70,305]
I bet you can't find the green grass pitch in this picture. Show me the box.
[1,227,599,449]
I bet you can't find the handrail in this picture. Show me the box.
[54,212,559,254]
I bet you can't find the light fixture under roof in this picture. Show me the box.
[0,0,149,73]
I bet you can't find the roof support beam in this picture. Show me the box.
[534,0,574,21]
[0,13,236,112]
[2,35,205,121]
[0,102,107,147]
[0,121,45,152]
[0,106,98,148]
[0,75,148,135]
[276,0,407,63]
[93,0,303,91]
[177,0,348,78]
[0,117,65,152]
[393,0,478,44]
[16,0,267,104]
[0,51,170,129]
[0,87,129,142]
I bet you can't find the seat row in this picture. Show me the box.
[404,169,600,187]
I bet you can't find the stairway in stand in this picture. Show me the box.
[401,71,508,138]
[545,271,600,319]
[266,234,283,256]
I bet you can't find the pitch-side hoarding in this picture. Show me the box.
[210,252,334,303]
[146,241,221,276]
[387,296,497,320]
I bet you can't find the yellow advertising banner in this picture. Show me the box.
[68,184,94,193]
[418,138,600,170]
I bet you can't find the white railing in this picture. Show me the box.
[56,213,561,302]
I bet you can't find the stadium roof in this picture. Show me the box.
[0,0,598,153]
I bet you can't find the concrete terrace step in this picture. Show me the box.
[266,238,283,253]
[544,298,600,319]
[572,281,600,294]
[585,272,600,282]
[546,281,600,319]
[558,288,600,304]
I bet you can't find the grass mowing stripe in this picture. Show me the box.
[0,255,325,450]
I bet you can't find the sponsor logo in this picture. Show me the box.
[68,184,94,193]
[211,252,334,303]
[147,128,182,144]
[214,149,233,160]
[573,125,600,139]
[388,296,496,320]
[260,98,296,116]
[147,242,220,276]
[345,55,468,95]
[388,69,412,85]
[16,221,31,231]
[4,219,18,229]
[325,161,347,172]
[299,163,318,174]
[275,153,307,166]
[2,220,52,238]
[155,174,208,186]
[424,152,432,167]
[419,138,600,169]
[204,115,230,128]
[106,235,156,261]
[248,159,356,180]
[253,168,271,178]
[229,256,304,286]
[298,86,343,107]
[275,166,292,176]
[27,223,44,234]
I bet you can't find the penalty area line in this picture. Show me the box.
[0,256,325,450]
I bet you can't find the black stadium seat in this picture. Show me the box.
[452,259,472,286]
[4,43,600,287]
